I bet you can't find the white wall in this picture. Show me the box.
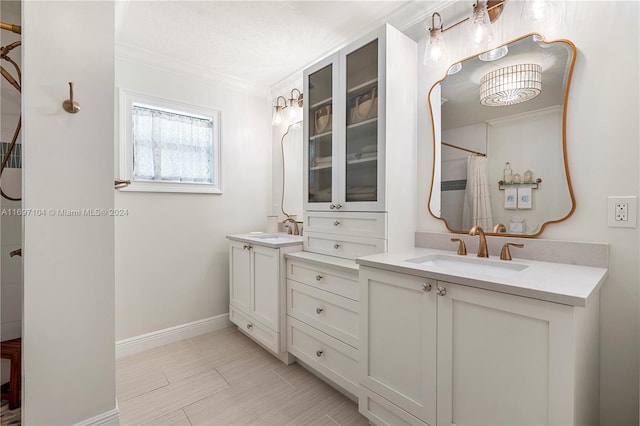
[22,1,116,424]
[0,0,22,385]
[114,58,273,340]
[415,2,639,424]
[487,107,567,233]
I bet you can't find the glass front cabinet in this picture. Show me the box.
[304,24,416,213]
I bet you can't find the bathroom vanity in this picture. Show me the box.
[356,246,607,426]
[226,233,302,363]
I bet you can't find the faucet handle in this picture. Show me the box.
[500,242,524,260]
[493,223,507,233]
[450,238,467,255]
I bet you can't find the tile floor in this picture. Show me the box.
[116,327,368,426]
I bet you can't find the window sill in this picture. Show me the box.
[117,180,222,194]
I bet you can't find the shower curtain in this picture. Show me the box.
[462,155,493,230]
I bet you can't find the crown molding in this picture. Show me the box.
[116,43,270,97]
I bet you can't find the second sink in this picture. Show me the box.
[406,254,528,278]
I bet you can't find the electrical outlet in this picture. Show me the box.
[608,196,637,228]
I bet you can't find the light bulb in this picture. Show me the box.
[271,106,284,127]
[469,1,493,48]
[423,25,448,66]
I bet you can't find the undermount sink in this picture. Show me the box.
[406,254,529,278]
[252,234,302,243]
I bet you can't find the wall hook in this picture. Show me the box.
[62,82,80,113]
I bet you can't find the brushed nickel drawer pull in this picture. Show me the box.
[333,220,340,226]
[316,307,324,314]
[423,283,432,292]
[246,323,253,330]
[316,275,323,281]
[316,350,323,357]
[436,286,447,296]
[333,243,341,249]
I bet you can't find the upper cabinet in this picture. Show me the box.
[304,24,417,214]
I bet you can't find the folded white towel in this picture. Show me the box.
[504,188,517,209]
[518,187,532,209]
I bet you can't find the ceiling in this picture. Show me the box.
[116,1,431,90]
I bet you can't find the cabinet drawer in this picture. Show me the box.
[304,232,386,260]
[230,305,279,354]
[287,280,359,348]
[287,316,359,396]
[358,386,429,426]
[304,212,386,239]
[287,259,359,301]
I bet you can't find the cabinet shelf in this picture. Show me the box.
[310,97,332,109]
[310,163,332,171]
[347,157,377,166]
[347,78,378,95]
[309,130,332,141]
[347,117,378,130]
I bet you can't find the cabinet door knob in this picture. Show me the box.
[315,275,323,281]
[316,307,324,314]
[423,283,432,292]
[436,286,447,296]
[333,243,341,249]
[333,220,340,226]
[243,244,249,250]
[329,203,335,210]
[335,203,342,209]
[246,323,253,330]
[316,350,324,357]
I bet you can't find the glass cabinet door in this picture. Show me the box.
[307,63,334,205]
[344,39,378,204]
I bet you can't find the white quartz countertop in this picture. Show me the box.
[226,233,303,248]
[356,247,608,307]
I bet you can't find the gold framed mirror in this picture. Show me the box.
[428,33,577,237]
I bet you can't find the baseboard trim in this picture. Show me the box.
[116,314,233,359]
[74,407,120,426]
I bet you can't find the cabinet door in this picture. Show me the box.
[359,267,437,426]
[436,281,575,426]
[339,31,384,212]
[304,53,339,212]
[250,245,280,332]
[229,240,251,312]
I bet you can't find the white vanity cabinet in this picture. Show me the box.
[285,254,360,395]
[227,237,301,363]
[359,266,600,426]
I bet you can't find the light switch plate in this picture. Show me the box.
[608,196,637,228]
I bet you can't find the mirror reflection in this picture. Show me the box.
[281,122,303,220]
[428,34,576,236]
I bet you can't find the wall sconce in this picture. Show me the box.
[423,12,449,66]
[272,88,304,127]
[423,0,506,67]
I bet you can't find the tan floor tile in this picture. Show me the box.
[327,400,368,426]
[119,370,229,425]
[117,362,169,402]
[214,346,284,385]
[184,369,292,425]
[141,408,191,426]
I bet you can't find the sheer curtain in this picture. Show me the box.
[462,155,493,230]
[132,105,214,183]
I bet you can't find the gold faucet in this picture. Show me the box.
[469,225,489,257]
[282,217,300,235]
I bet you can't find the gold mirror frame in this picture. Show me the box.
[427,33,577,238]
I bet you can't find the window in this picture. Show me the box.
[119,89,221,193]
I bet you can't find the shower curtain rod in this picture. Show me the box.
[0,22,21,34]
[442,141,486,157]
